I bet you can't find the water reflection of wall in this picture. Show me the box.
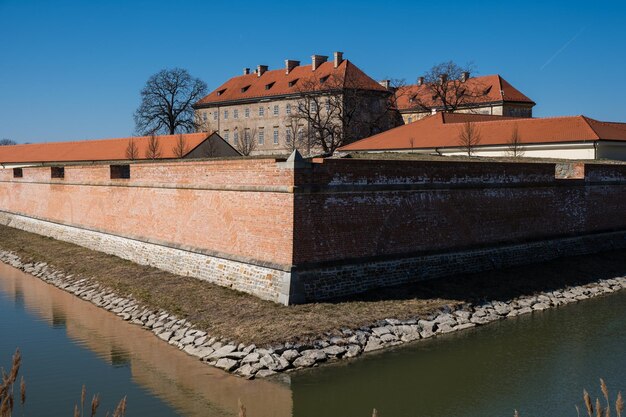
[0,264,292,417]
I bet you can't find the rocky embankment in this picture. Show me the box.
[2,249,625,379]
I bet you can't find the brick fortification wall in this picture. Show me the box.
[291,159,626,301]
[1,157,625,304]
[0,160,296,304]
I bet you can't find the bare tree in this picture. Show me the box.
[0,138,17,146]
[233,126,257,156]
[283,113,308,153]
[372,78,408,133]
[409,61,488,114]
[125,138,139,160]
[134,68,208,135]
[194,112,216,133]
[145,134,162,159]
[200,136,219,158]
[458,122,482,156]
[506,124,525,157]
[172,134,189,158]
[292,72,394,155]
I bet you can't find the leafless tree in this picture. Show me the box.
[233,125,257,156]
[409,61,488,113]
[134,68,208,135]
[145,134,162,159]
[0,138,17,146]
[292,72,394,155]
[283,114,308,153]
[201,137,219,158]
[194,113,216,133]
[506,124,525,157]
[125,138,139,160]
[458,122,482,156]
[172,134,189,158]
[375,78,408,130]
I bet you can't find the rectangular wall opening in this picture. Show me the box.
[13,168,23,178]
[110,164,130,179]
[51,167,65,179]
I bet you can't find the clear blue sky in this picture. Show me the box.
[1,0,625,143]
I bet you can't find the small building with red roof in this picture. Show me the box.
[338,113,626,161]
[0,132,239,168]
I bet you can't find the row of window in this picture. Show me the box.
[204,102,311,122]
[222,126,304,146]
[202,99,341,122]
[12,165,131,180]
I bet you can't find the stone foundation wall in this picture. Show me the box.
[294,230,626,302]
[0,211,292,304]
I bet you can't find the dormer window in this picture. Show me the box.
[241,85,250,93]
[320,75,329,83]
[265,82,275,90]
[288,79,299,87]
[217,88,226,96]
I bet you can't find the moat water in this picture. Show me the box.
[1,262,625,417]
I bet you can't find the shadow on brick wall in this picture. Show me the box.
[325,249,626,305]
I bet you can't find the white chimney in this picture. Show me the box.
[379,80,391,89]
[461,71,470,82]
[438,74,448,85]
[333,51,344,68]
[311,54,328,71]
[257,65,268,77]
[417,76,425,86]
[243,68,250,75]
[285,59,300,74]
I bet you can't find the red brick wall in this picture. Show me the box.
[293,159,626,265]
[2,158,625,275]
[0,159,295,268]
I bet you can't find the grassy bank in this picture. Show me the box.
[1,224,625,346]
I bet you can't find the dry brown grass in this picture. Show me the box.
[0,348,22,417]
[1,348,126,417]
[517,379,624,417]
[1,225,626,345]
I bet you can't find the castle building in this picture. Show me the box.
[193,52,396,155]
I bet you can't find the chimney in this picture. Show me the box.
[461,71,470,82]
[311,54,328,71]
[333,51,344,68]
[417,76,424,86]
[257,65,268,77]
[438,74,448,85]
[379,80,391,89]
[285,59,300,74]
[243,68,250,75]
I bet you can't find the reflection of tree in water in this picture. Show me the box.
[13,284,24,308]
[52,305,67,328]
[110,346,131,368]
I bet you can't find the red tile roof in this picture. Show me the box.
[395,75,535,111]
[0,133,211,164]
[338,113,626,151]
[195,60,388,106]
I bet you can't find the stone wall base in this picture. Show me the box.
[294,230,626,302]
[0,211,292,304]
